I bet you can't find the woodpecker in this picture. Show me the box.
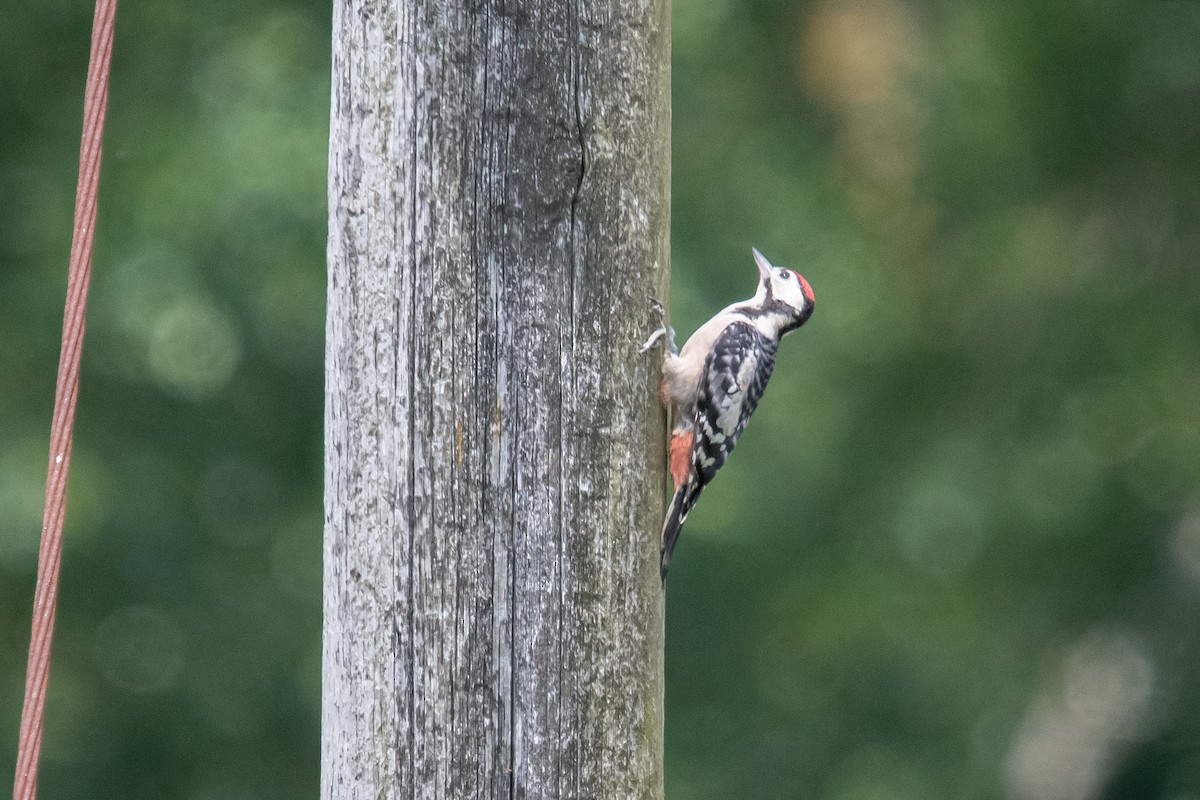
[641,248,815,582]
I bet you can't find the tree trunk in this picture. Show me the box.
[322,0,670,797]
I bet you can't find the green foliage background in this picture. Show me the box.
[3,0,1200,797]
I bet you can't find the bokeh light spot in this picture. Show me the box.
[148,299,243,400]
[93,605,187,693]
[1004,628,1156,800]
[800,0,923,107]
[1169,504,1200,591]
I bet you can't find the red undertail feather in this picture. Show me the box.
[668,428,693,491]
[662,427,698,582]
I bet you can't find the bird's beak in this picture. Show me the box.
[752,247,773,281]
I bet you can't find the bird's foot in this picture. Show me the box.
[639,300,677,354]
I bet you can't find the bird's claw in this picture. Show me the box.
[639,299,677,354]
[639,328,667,354]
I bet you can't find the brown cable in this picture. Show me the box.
[13,1,117,797]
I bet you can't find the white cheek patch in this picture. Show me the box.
[774,275,808,311]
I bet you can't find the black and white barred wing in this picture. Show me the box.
[691,321,778,487]
[659,320,779,582]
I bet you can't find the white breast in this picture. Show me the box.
[660,307,749,415]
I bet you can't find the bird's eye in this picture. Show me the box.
[777,269,792,281]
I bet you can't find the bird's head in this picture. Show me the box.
[752,247,815,333]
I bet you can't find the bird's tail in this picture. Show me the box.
[660,481,702,583]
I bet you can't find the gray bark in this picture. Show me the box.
[322,0,670,797]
